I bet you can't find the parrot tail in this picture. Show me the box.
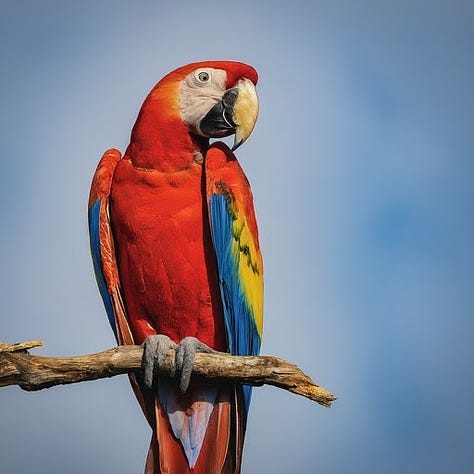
[142,382,247,474]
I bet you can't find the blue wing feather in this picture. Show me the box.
[209,193,261,411]
[209,194,261,357]
[88,199,118,341]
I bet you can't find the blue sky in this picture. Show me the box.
[1,1,473,473]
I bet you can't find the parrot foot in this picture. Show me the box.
[142,335,215,393]
[142,334,177,390]
[175,336,215,393]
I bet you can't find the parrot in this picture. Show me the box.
[88,61,263,474]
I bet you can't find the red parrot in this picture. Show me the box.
[88,61,263,473]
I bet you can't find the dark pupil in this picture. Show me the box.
[199,73,208,81]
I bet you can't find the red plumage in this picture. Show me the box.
[110,155,227,351]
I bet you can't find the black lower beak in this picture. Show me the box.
[198,87,238,138]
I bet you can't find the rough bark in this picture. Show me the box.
[0,340,335,407]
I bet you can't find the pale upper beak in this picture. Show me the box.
[198,77,259,151]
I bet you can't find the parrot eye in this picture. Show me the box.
[196,71,210,83]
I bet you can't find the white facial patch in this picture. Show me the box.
[179,68,227,133]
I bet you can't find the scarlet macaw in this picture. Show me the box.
[88,61,263,474]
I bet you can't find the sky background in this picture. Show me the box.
[1,1,473,473]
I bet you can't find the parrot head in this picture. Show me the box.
[178,61,259,150]
[140,61,259,152]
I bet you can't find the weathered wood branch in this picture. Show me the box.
[0,340,336,407]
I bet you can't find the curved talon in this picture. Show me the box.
[143,335,177,389]
[175,337,215,393]
[142,335,215,393]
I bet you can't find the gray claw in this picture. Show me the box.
[142,335,177,389]
[175,337,215,393]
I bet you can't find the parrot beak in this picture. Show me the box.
[198,78,259,151]
[230,78,259,150]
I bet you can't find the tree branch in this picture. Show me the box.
[0,340,336,408]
